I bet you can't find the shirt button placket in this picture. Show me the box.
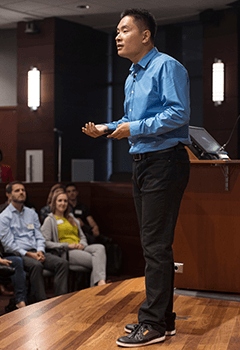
[129,73,136,115]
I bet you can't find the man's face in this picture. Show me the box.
[11,184,26,204]
[66,186,78,201]
[115,16,146,64]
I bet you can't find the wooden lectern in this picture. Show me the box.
[173,147,240,293]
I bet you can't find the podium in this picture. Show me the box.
[173,150,240,293]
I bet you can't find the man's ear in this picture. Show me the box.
[142,29,151,43]
[6,192,11,201]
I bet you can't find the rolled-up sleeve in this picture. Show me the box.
[0,213,20,254]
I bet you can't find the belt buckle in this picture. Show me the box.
[133,154,141,161]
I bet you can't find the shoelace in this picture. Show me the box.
[128,323,147,339]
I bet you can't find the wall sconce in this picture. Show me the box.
[28,67,40,111]
[212,58,224,106]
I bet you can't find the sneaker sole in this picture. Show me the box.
[124,327,176,336]
[165,329,176,336]
[116,335,166,347]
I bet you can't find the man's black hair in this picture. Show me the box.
[120,8,157,43]
[6,181,24,194]
[0,149,2,162]
[65,182,77,190]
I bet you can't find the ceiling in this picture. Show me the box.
[0,0,237,32]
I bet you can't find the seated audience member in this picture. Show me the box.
[0,184,36,214]
[0,149,14,183]
[65,183,111,245]
[0,184,14,296]
[0,244,14,297]
[41,190,107,287]
[40,183,66,223]
[0,251,26,310]
[0,181,69,303]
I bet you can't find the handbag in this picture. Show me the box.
[0,265,15,277]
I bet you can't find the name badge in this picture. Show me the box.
[27,224,34,230]
[75,209,82,215]
[57,219,64,225]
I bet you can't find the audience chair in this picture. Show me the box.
[68,265,91,292]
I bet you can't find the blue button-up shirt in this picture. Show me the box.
[0,203,46,256]
[105,47,191,154]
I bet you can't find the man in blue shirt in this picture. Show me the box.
[82,8,190,347]
[0,181,69,303]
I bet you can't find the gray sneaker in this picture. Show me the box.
[117,323,165,347]
[124,323,176,336]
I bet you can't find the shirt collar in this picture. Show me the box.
[130,47,158,73]
[9,202,25,214]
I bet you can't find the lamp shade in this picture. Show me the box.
[28,67,40,110]
[212,59,224,106]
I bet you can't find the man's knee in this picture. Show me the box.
[9,256,24,269]
[53,256,69,272]
[24,259,43,274]
[61,259,69,271]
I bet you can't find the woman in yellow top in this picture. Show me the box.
[41,190,106,286]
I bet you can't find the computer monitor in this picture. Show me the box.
[189,126,229,160]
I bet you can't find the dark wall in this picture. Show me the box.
[202,9,239,159]
[54,18,109,181]
[16,18,109,182]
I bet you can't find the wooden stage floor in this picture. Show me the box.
[0,277,239,350]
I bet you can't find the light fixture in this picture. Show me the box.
[28,67,40,111]
[77,5,90,9]
[25,21,40,34]
[212,58,224,106]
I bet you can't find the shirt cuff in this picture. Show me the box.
[20,249,28,256]
[62,243,69,250]
[129,121,141,137]
[103,123,116,130]
[37,246,45,253]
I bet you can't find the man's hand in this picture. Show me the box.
[82,122,107,138]
[37,251,45,262]
[107,122,130,140]
[92,225,100,237]
[87,216,100,237]
[76,218,85,227]
[0,257,12,266]
[26,251,45,262]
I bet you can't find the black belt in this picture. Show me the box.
[132,143,185,162]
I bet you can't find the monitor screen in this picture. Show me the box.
[189,126,221,154]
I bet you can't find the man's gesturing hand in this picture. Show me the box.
[82,122,107,138]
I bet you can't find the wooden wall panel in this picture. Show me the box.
[0,107,17,179]
[17,19,56,181]
[17,19,55,47]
